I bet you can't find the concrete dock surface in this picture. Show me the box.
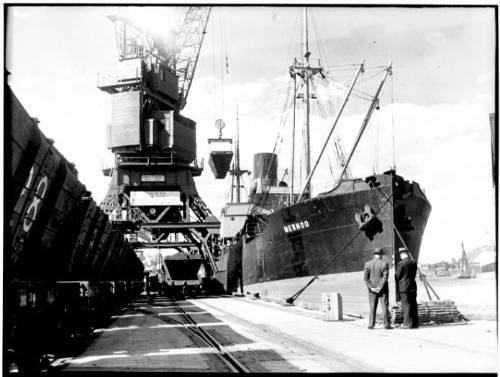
[196,297,497,373]
[53,295,497,373]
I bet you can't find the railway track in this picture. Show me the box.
[131,297,250,373]
[51,295,303,373]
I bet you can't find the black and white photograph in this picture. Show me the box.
[4,3,497,374]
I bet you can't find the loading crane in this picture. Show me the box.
[176,7,212,110]
[102,6,211,110]
[98,7,222,292]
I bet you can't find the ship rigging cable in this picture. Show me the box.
[251,83,299,215]
[266,8,301,146]
[391,74,396,169]
[309,78,338,179]
[249,76,302,216]
[296,60,365,202]
[313,72,359,181]
[251,9,333,214]
[219,8,226,117]
[251,64,387,213]
[250,14,390,214]
[310,10,329,68]
[263,9,300,135]
[253,74,359,211]
[325,67,387,102]
[248,10,301,215]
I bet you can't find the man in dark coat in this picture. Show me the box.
[363,247,392,329]
[395,247,419,328]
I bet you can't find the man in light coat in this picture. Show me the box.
[363,247,392,329]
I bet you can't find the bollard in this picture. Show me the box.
[236,279,243,295]
[321,292,343,321]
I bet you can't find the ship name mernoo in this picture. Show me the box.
[283,221,310,233]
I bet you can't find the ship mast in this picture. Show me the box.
[290,74,297,204]
[235,108,241,203]
[303,7,311,196]
[289,7,323,199]
[296,60,365,203]
[229,107,248,203]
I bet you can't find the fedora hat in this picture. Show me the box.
[373,247,384,254]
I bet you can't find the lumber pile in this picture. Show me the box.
[391,300,460,324]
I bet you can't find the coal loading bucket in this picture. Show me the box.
[208,137,233,179]
[163,252,205,284]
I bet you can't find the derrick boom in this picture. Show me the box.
[176,7,212,110]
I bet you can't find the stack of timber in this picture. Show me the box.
[391,300,461,325]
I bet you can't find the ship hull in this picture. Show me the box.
[241,172,431,305]
[215,237,243,292]
[244,271,391,315]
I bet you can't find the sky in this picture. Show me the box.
[6,5,496,263]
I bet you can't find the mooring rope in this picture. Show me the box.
[372,184,440,301]
[285,188,396,304]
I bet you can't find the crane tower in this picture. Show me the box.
[98,7,221,288]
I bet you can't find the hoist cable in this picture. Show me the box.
[211,17,218,116]
[391,74,396,169]
[269,9,300,128]
[218,8,225,118]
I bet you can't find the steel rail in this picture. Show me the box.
[173,299,250,373]
[132,298,249,373]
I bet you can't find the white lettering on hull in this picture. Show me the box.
[283,220,310,233]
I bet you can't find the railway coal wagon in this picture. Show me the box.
[6,86,145,374]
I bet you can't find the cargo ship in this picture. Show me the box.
[217,8,431,311]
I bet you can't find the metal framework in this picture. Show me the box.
[289,8,325,199]
[98,7,220,284]
[175,7,212,109]
[108,6,211,110]
[109,14,176,68]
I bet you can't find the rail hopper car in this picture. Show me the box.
[5,87,145,374]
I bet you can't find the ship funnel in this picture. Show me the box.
[253,153,278,187]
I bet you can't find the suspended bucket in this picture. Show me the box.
[208,119,233,179]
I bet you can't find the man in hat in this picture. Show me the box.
[363,247,392,329]
[395,247,419,328]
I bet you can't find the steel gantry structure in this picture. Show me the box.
[98,7,221,287]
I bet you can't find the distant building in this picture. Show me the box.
[435,266,451,277]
